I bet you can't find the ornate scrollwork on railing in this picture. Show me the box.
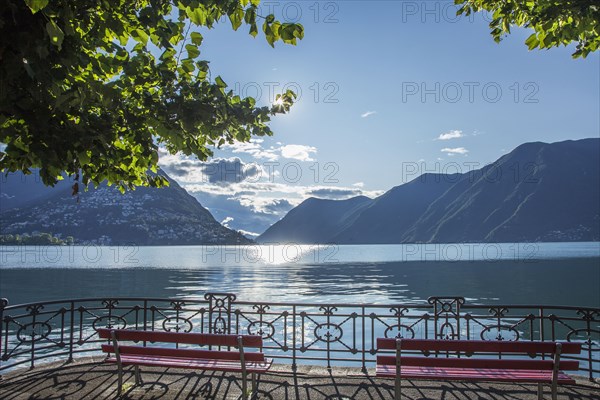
[319,305,338,316]
[577,309,600,322]
[160,301,193,332]
[247,320,275,339]
[428,297,465,317]
[489,307,509,318]
[390,306,409,317]
[550,310,600,356]
[379,307,418,339]
[384,324,415,339]
[170,300,186,311]
[162,316,193,333]
[25,304,44,316]
[0,295,598,380]
[236,305,289,351]
[474,310,535,342]
[480,325,520,341]
[252,304,270,315]
[314,323,343,343]
[205,293,236,334]
[567,329,600,352]
[101,299,119,310]
[91,315,127,331]
[428,297,465,340]
[16,321,52,343]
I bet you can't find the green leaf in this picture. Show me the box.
[24,0,49,14]
[185,44,200,58]
[229,7,244,30]
[181,58,195,73]
[190,32,203,46]
[132,29,149,45]
[249,23,258,37]
[46,20,64,48]
[244,7,256,24]
[215,76,227,88]
[525,33,540,50]
[77,151,91,164]
[188,7,207,26]
[160,48,176,61]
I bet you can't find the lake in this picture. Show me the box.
[1,242,599,307]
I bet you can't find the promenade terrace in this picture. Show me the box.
[0,294,598,399]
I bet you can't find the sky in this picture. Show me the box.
[157,0,600,237]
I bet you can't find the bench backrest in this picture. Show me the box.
[377,338,582,355]
[376,339,582,371]
[97,328,263,348]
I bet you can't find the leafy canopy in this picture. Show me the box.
[456,0,600,58]
[0,0,303,191]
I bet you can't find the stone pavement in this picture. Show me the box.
[0,357,598,399]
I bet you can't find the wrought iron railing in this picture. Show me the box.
[0,294,598,380]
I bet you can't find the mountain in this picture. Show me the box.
[258,196,372,243]
[0,171,251,245]
[331,173,459,244]
[258,139,600,244]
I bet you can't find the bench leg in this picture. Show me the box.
[251,372,257,398]
[117,364,123,396]
[241,371,248,400]
[551,381,558,400]
[134,365,141,386]
[537,383,543,400]
[395,376,401,400]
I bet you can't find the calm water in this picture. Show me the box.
[0,243,599,307]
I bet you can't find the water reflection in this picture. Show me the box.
[0,258,598,307]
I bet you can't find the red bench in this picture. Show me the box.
[376,338,582,400]
[98,328,271,399]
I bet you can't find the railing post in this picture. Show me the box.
[539,307,545,341]
[0,298,7,379]
[29,306,36,369]
[292,305,297,371]
[361,305,366,374]
[68,300,74,363]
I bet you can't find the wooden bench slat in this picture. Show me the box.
[106,355,272,373]
[376,338,582,355]
[97,328,263,348]
[101,344,266,362]
[376,355,579,371]
[376,365,577,384]
[99,328,270,398]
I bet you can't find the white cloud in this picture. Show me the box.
[441,147,469,156]
[224,139,280,161]
[280,144,317,162]
[238,229,260,238]
[222,139,320,163]
[352,182,364,188]
[221,217,234,227]
[437,130,464,140]
[185,180,383,210]
[361,111,377,118]
[159,153,266,184]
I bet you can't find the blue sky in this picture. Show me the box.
[157,1,600,237]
